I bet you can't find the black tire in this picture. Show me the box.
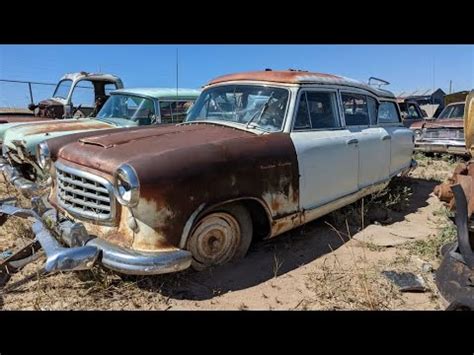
[186,203,253,271]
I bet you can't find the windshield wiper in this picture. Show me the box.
[245,93,274,129]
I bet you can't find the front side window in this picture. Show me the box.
[71,80,95,107]
[378,101,400,124]
[186,85,289,132]
[160,100,195,123]
[96,94,156,123]
[342,93,370,126]
[293,91,339,130]
[407,103,421,118]
[53,79,73,99]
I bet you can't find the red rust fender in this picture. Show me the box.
[124,129,300,248]
[56,124,300,249]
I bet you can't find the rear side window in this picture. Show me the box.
[293,91,339,130]
[378,102,400,124]
[342,93,369,126]
[160,100,195,123]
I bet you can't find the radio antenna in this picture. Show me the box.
[176,47,179,98]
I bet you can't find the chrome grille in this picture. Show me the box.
[55,162,115,222]
[423,128,464,140]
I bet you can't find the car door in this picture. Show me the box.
[379,100,415,175]
[289,89,359,211]
[340,91,390,188]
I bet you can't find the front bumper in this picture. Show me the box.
[0,157,43,197]
[0,199,193,275]
[414,140,467,155]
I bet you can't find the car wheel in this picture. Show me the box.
[186,204,253,271]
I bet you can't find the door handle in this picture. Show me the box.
[381,135,392,141]
[346,138,359,145]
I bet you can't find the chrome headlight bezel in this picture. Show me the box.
[113,164,140,207]
[36,141,51,170]
[414,129,423,141]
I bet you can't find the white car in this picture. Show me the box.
[0,69,416,276]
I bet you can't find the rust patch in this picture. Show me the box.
[434,161,474,217]
[207,70,341,86]
[21,120,112,136]
[53,124,300,248]
[0,115,51,124]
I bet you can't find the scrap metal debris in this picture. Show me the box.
[382,271,427,292]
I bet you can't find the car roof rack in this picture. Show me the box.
[368,77,390,88]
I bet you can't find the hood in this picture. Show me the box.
[38,98,63,107]
[0,114,51,124]
[410,118,464,130]
[58,123,256,175]
[0,120,51,140]
[3,119,114,155]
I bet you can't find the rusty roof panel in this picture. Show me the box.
[206,70,395,98]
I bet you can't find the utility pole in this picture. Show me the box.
[176,47,179,98]
[449,80,453,94]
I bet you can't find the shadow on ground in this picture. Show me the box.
[131,176,439,301]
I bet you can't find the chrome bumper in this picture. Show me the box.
[414,140,467,155]
[0,157,43,197]
[0,199,193,275]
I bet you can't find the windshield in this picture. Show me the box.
[96,94,156,123]
[53,79,73,99]
[186,85,289,132]
[438,104,465,119]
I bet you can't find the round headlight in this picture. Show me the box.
[414,129,423,141]
[36,141,51,170]
[114,164,140,207]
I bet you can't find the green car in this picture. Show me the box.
[0,87,200,195]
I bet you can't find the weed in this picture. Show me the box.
[404,222,457,260]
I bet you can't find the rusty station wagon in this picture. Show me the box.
[0,69,415,276]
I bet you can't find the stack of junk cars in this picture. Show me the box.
[0,69,419,288]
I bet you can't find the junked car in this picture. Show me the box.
[0,72,124,125]
[397,99,427,127]
[0,88,200,196]
[0,69,415,279]
[410,101,467,155]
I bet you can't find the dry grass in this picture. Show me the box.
[328,177,413,231]
[404,218,457,261]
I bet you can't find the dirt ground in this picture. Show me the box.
[0,153,463,310]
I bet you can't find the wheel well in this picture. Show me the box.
[180,198,272,249]
[236,199,271,241]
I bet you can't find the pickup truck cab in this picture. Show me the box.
[0,72,124,124]
[0,69,415,276]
